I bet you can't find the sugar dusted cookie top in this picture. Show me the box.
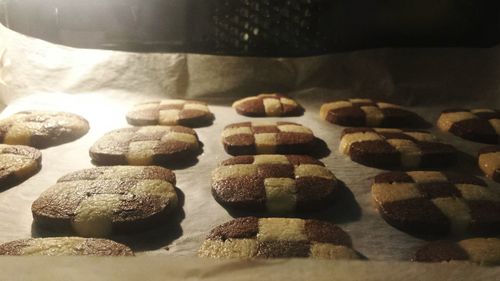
[372,171,500,235]
[32,166,178,237]
[0,111,89,148]
[320,99,423,128]
[0,237,133,256]
[211,155,337,213]
[414,238,500,266]
[0,144,41,188]
[126,99,214,127]
[90,125,200,167]
[437,108,500,144]
[233,94,304,117]
[199,217,361,259]
[222,121,315,155]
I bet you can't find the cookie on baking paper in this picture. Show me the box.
[232,94,304,117]
[199,217,362,259]
[437,108,500,144]
[0,237,133,256]
[320,99,424,128]
[126,99,214,127]
[222,121,315,155]
[0,144,41,188]
[32,166,178,237]
[0,111,89,148]
[211,155,338,213]
[413,238,500,266]
[90,125,200,166]
[478,146,500,182]
[372,171,500,235]
[340,128,456,169]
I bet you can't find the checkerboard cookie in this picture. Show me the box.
[413,238,500,266]
[320,99,423,127]
[437,108,500,144]
[372,171,500,235]
[126,99,214,127]
[0,111,89,148]
[232,94,304,117]
[222,121,315,155]
[90,125,200,166]
[340,128,456,169]
[212,155,338,213]
[32,166,178,237]
[0,144,41,188]
[199,217,361,259]
[0,237,133,256]
[478,146,500,182]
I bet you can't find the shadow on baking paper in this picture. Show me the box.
[30,187,186,252]
[223,180,362,224]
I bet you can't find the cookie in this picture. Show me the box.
[222,121,315,155]
[320,99,424,127]
[212,155,338,213]
[0,144,42,188]
[32,166,178,237]
[0,111,89,148]
[340,128,456,169]
[90,125,200,166]
[437,108,500,144]
[372,171,500,235]
[126,99,214,127]
[199,217,361,259]
[478,146,500,182]
[0,237,133,256]
[232,94,304,117]
[413,238,500,266]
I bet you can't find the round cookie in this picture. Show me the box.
[0,111,89,148]
[478,146,500,182]
[340,128,456,169]
[437,108,500,144]
[32,166,178,237]
[372,171,500,235]
[320,98,424,128]
[0,144,42,188]
[126,99,214,127]
[413,238,500,266]
[199,217,361,259]
[232,93,304,117]
[222,121,315,155]
[0,237,133,256]
[212,155,338,213]
[90,125,200,166]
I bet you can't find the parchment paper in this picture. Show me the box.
[1,22,500,272]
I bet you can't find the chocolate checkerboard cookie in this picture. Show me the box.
[478,146,500,182]
[32,166,178,237]
[232,94,304,117]
[90,125,200,166]
[320,98,423,127]
[222,121,315,155]
[126,99,214,127]
[0,144,41,188]
[212,155,337,213]
[372,171,500,235]
[0,237,133,256]
[0,111,89,148]
[199,217,361,259]
[437,108,500,144]
[340,128,456,169]
[413,238,500,265]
